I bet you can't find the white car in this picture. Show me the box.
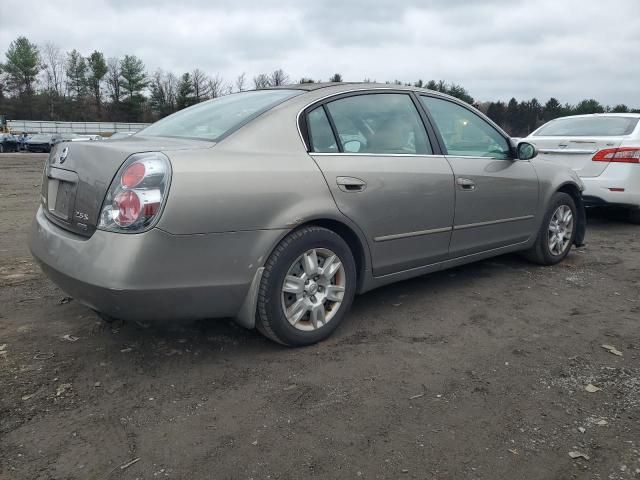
[525,114,640,223]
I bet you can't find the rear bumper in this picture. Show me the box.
[29,206,284,322]
[582,163,640,208]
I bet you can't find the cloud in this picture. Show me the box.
[1,0,638,106]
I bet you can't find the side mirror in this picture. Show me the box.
[517,141,538,160]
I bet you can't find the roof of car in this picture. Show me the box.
[272,82,437,94]
[549,113,640,120]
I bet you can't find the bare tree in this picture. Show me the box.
[270,69,289,86]
[192,68,209,102]
[166,72,178,106]
[150,69,178,116]
[235,72,246,92]
[105,57,121,103]
[207,75,226,98]
[39,42,66,117]
[40,42,65,98]
[253,73,271,89]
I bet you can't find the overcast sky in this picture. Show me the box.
[1,0,639,106]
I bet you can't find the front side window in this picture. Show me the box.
[322,94,432,155]
[140,89,301,142]
[534,116,639,137]
[421,96,510,159]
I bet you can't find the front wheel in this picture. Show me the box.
[256,226,357,347]
[524,192,577,265]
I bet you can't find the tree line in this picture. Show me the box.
[1,36,638,136]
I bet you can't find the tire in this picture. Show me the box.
[256,226,357,347]
[0,144,4,153]
[629,209,640,225]
[524,192,577,265]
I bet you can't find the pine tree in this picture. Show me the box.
[176,73,195,110]
[87,51,107,116]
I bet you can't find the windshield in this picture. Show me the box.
[534,116,639,137]
[139,89,301,141]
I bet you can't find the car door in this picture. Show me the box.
[419,95,539,258]
[304,92,455,276]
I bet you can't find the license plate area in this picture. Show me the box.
[46,168,79,222]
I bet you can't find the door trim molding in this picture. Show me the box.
[454,215,535,231]
[373,214,534,242]
[374,226,452,242]
[311,152,445,158]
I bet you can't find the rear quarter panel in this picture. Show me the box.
[156,102,346,235]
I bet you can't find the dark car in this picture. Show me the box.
[26,134,56,153]
[0,133,19,153]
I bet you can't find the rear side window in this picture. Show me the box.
[319,93,432,155]
[421,96,510,159]
[140,89,301,142]
[534,116,639,137]
[307,107,338,153]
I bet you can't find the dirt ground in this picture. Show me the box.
[1,153,639,480]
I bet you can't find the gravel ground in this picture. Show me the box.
[1,153,639,480]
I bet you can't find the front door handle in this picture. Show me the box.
[336,176,367,192]
[456,177,476,191]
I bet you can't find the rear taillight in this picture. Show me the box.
[113,190,141,226]
[593,147,640,163]
[98,152,171,232]
[121,162,146,188]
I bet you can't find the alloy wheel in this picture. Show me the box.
[548,205,573,256]
[281,248,346,331]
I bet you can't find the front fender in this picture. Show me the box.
[532,159,587,247]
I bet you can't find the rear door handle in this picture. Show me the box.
[456,177,476,191]
[336,176,367,192]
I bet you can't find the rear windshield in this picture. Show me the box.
[139,89,301,142]
[534,116,639,137]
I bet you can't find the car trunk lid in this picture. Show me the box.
[528,136,624,177]
[41,135,211,237]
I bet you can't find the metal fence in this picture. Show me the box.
[7,120,150,134]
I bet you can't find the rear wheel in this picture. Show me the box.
[256,226,356,347]
[629,209,640,225]
[524,192,577,265]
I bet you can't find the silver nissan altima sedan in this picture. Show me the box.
[30,83,586,346]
